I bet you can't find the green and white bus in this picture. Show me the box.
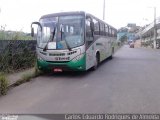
[31,11,117,72]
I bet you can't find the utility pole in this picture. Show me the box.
[153,7,157,49]
[103,0,105,20]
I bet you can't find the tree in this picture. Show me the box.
[120,34,128,43]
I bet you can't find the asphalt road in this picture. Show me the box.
[1,45,160,114]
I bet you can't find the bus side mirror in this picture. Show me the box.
[31,27,34,37]
[90,22,94,32]
[31,22,42,37]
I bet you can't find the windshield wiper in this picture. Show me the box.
[60,27,71,51]
[43,27,56,51]
[51,28,56,42]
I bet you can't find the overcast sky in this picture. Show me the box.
[0,0,160,32]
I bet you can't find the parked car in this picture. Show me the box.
[129,41,134,48]
[128,41,132,45]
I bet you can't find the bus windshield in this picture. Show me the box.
[37,15,84,50]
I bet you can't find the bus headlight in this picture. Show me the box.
[72,54,84,62]
[37,55,44,61]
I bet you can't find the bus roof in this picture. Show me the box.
[40,11,86,19]
[40,11,117,30]
[86,13,117,30]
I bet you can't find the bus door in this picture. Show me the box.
[105,25,110,56]
[85,16,95,70]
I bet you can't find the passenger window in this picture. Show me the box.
[92,18,99,35]
[105,25,109,36]
[115,30,117,37]
[100,22,105,35]
[86,18,92,37]
[112,29,115,37]
[109,27,112,37]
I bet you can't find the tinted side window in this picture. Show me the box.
[112,29,115,37]
[93,18,99,35]
[100,22,105,35]
[109,27,112,37]
[114,30,117,37]
[86,16,94,47]
[105,24,109,36]
[86,18,92,37]
[110,28,113,37]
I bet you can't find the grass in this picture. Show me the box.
[0,73,8,95]
[12,66,43,87]
[13,73,34,86]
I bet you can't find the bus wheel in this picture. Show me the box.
[109,55,112,59]
[92,53,99,70]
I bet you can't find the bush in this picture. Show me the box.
[0,73,8,95]
[0,40,36,73]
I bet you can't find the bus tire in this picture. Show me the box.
[109,55,112,59]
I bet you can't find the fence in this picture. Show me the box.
[0,40,37,73]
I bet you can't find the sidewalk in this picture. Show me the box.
[7,68,35,86]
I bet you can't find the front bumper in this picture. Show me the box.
[37,54,86,72]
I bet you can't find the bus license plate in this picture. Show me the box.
[53,68,62,72]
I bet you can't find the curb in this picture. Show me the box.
[6,68,35,88]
